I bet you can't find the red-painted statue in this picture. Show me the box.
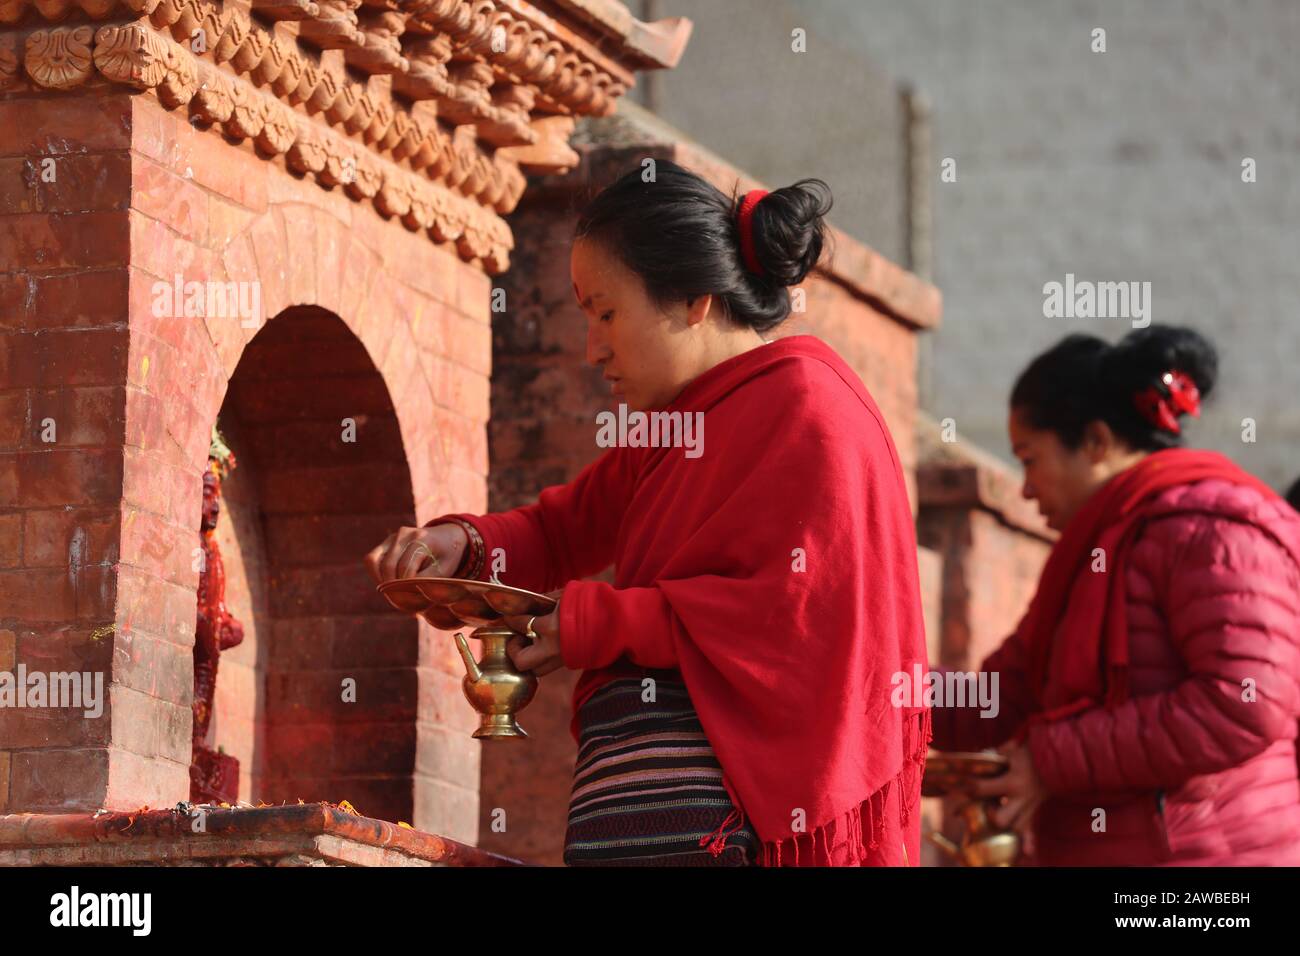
[191,429,244,804]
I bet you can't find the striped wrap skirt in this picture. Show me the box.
[563,675,762,866]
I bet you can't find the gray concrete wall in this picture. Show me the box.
[649,0,1300,490]
[644,0,910,267]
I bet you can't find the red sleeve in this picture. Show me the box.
[428,447,639,595]
[1027,515,1300,794]
[558,581,678,670]
[928,618,1039,752]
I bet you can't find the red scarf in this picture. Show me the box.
[564,336,931,865]
[1019,448,1284,723]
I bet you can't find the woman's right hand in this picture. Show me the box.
[365,522,469,584]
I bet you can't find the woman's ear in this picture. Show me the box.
[1082,419,1119,464]
[685,293,714,327]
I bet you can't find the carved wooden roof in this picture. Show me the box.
[0,0,691,273]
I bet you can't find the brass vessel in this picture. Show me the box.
[922,751,1021,866]
[379,577,556,740]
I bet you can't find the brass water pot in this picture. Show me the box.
[927,800,1021,867]
[922,750,1021,866]
[453,626,538,739]
[378,576,555,740]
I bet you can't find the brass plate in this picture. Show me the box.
[379,577,556,630]
[922,751,1010,797]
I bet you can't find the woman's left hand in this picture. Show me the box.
[969,740,1047,838]
[506,598,565,676]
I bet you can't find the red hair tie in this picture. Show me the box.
[737,189,769,276]
[1133,370,1201,435]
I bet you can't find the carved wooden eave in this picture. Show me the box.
[0,0,692,274]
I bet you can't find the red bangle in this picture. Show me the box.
[439,518,485,580]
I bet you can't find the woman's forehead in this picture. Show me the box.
[572,241,634,294]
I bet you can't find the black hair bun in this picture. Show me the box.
[1103,324,1219,403]
[747,179,833,287]
[1012,325,1219,452]
[575,160,834,333]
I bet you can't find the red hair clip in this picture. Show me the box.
[1133,370,1201,435]
[737,189,769,276]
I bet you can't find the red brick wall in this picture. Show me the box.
[919,505,1052,670]
[916,428,1053,672]
[1,90,134,812]
[962,510,1051,667]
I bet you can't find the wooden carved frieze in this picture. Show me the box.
[0,34,18,88]
[341,83,376,135]
[256,98,297,155]
[24,24,93,89]
[392,29,451,101]
[344,150,381,200]
[476,82,536,147]
[151,0,203,38]
[438,58,493,124]
[213,10,252,69]
[297,0,362,50]
[93,19,167,88]
[497,113,578,174]
[31,0,77,20]
[317,140,356,186]
[251,0,319,21]
[346,6,408,75]
[375,169,411,219]
[251,32,290,86]
[156,33,195,106]
[190,62,234,124]
[286,125,328,175]
[1,0,683,274]
[227,76,269,140]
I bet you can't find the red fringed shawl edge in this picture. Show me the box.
[729,708,932,867]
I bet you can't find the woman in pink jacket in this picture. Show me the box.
[933,324,1300,865]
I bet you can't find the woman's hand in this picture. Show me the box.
[506,595,565,676]
[969,740,1047,840]
[365,523,468,584]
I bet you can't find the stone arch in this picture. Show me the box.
[209,305,419,822]
[192,201,448,511]
[130,194,489,836]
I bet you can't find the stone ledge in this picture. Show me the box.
[0,802,527,867]
[918,412,1055,542]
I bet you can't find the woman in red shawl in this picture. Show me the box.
[935,325,1300,865]
[367,161,930,866]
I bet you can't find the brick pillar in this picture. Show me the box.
[1,91,137,811]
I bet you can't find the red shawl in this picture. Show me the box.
[449,335,930,866]
[1018,448,1286,722]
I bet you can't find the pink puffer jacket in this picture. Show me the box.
[933,478,1300,865]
